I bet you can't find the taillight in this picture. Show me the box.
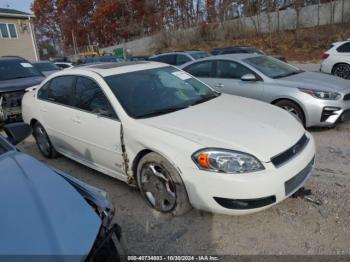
[322,53,329,59]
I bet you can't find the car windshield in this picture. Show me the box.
[244,56,302,79]
[190,52,211,60]
[34,62,60,72]
[0,60,43,81]
[104,66,219,119]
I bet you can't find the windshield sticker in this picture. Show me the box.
[172,71,192,80]
[20,63,33,68]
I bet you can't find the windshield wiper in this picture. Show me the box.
[135,105,190,119]
[191,92,221,106]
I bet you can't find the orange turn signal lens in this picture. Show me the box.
[197,153,210,168]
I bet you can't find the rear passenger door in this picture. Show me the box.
[37,75,79,153]
[71,76,125,179]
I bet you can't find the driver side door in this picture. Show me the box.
[69,76,125,180]
[213,60,264,100]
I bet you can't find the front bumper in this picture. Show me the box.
[304,97,350,127]
[87,223,124,262]
[182,134,316,215]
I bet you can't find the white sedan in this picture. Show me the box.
[321,39,350,79]
[22,62,316,216]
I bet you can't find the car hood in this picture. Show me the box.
[0,152,101,257]
[275,71,350,92]
[0,76,45,92]
[141,95,305,162]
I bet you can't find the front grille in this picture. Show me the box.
[271,134,309,167]
[344,93,350,101]
[214,195,276,210]
[285,157,315,196]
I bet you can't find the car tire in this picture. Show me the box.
[332,63,350,79]
[275,100,305,126]
[33,122,59,158]
[136,152,192,216]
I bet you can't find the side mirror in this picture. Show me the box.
[241,74,257,82]
[3,123,32,145]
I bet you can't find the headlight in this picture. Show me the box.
[192,149,264,173]
[299,88,341,100]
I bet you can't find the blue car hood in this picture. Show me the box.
[0,76,44,92]
[0,152,101,257]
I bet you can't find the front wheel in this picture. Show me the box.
[33,122,59,158]
[136,152,192,216]
[332,63,350,79]
[275,100,305,126]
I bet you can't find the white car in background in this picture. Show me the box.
[54,62,74,69]
[321,40,350,79]
[22,62,315,216]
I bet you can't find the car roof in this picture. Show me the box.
[152,51,205,57]
[0,56,27,62]
[58,61,169,77]
[204,53,263,61]
[332,40,350,46]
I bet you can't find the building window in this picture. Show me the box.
[0,23,18,39]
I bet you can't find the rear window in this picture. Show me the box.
[190,52,210,60]
[0,60,43,81]
[34,62,60,72]
[149,54,177,65]
[337,42,350,53]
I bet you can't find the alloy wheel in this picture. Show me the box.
[35,126,51,156]
[139,163,176,212]
[334,64,350,79]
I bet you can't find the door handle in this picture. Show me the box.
[40,108,47,113]
[215,83,224,88]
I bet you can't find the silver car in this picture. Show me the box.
[181,54,350,127]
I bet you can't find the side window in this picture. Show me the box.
[8,24,17,38]
[337,42,350,53]
[45,76,75,106]
[0,23,9,38]
[37,81,51,99]
[74,77,117,119]
[217,60,254,79]
[184,61,214,78]
[176,54,191,65]
[152,54,177,65]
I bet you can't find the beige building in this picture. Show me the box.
[0,8,38,61]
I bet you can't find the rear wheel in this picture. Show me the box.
[275,100,305,126]
[332,63,350,79]
[136,152,192,216]
[33,122,59,158]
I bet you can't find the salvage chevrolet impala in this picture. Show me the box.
[22,62,316,215]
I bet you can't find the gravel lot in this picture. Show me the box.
[17,63,350,255]
[18,123,350,256]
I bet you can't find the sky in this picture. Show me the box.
[0,0,33,13]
